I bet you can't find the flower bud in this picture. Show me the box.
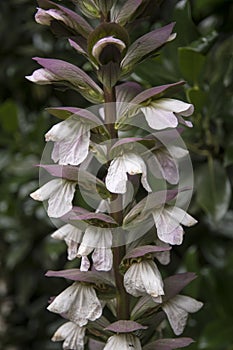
[92,36,126,65]
[88,23,129,65]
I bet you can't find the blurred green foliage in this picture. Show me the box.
[0,0,233,349]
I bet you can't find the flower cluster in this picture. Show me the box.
[28,1,203,349]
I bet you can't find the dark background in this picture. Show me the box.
[0,0,233,349]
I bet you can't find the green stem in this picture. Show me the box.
[104,86,130,320]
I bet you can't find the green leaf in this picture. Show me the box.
[173,0,199,46]
[186,86,207,112]
[0,100,18,133]
[188,30,218,54]
[178,48,206,85]
[196,160,231,221]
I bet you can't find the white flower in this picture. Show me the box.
[30,178,76,218]
[140,98,194,130]
[152,206,197,245]
[47,282,102,327]
[106,152,152,194]
[35,8,67,26]
[162,294,203,335]
[103,333,142,350]
[51,321,85,350]
[51,224,83,260]
[124,260,164,303]
[77,227,113,272]
[35,7,87,36]
[45,116,90,166]
[25,68,59,84]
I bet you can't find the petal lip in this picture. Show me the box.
[141,105,178,130]
[153,98,194,116]
[106,153,151,194]
[25,68,55,84]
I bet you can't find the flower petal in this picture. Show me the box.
[165,207,197,227]
[156,150,179,184]
[153,206,196,245]
[172,295,203,313]
[25,68,56,84]
[47,282,102,326]
[30,178,76,218]
[51,321,86,350]
[154,239,171,265]
[80,256,91,272]
[47,179,76,218]
[162,295,203,336]
[35,8,53,25]
[52,132,90,166]
[106,153,151,194]
[106,156,128,193]
[35,8,65,25]
[124,153,152,192]
[92,248,113,271]
[162,300,189,335]
[51,224,83,260]
[45,117,81,142]
[177,115,193,127]
[78,227,113,271]
[154,98,194,116]
[154,210,184,245]
[124,260,164,299]
[103,333,142,350]
[30,179,61,201]
[141,105,178,130]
